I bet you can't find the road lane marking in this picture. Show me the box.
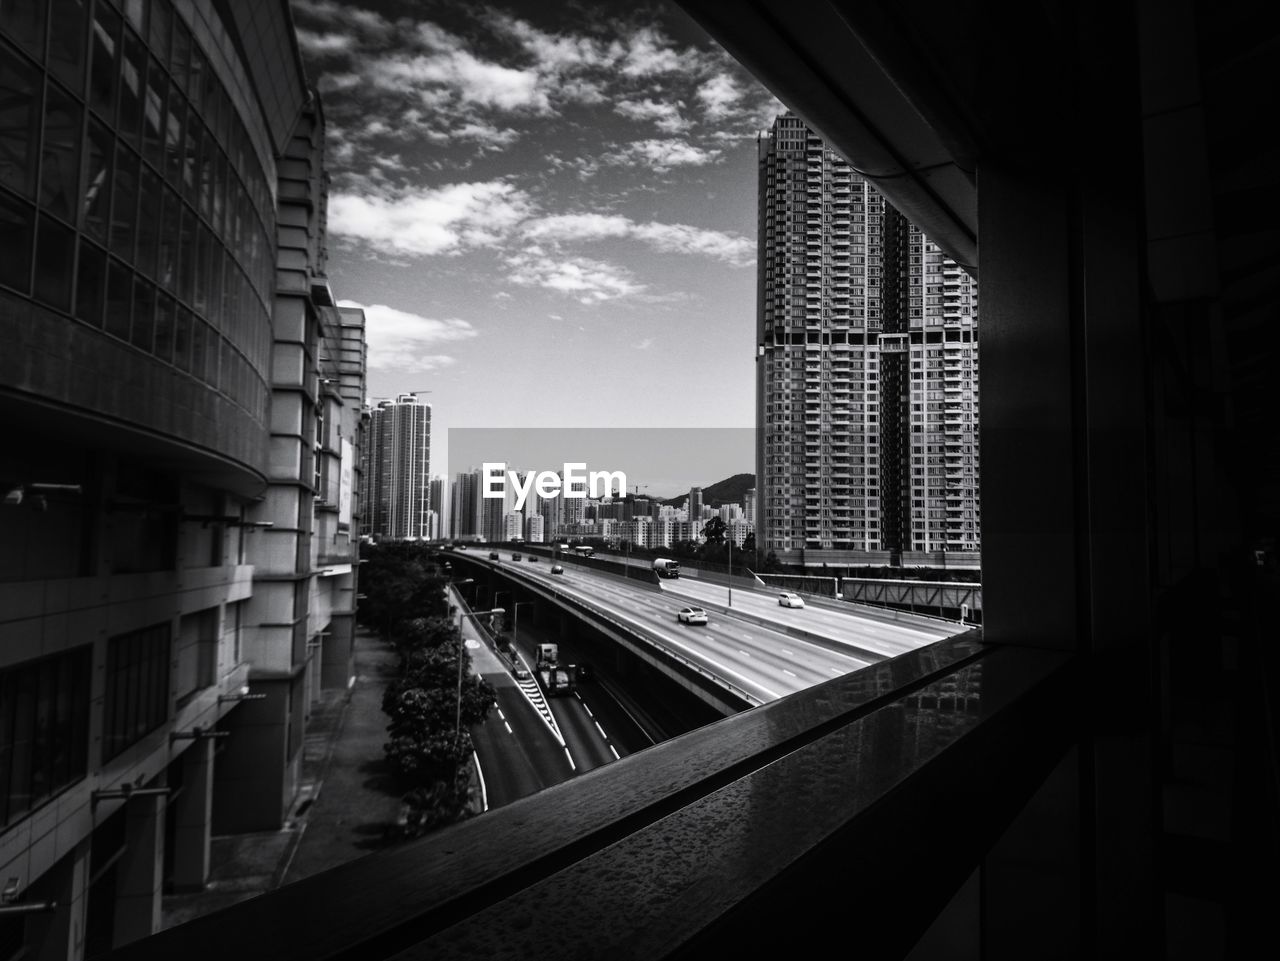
[594,720,607,739]
[829,667,842,675]
[609,745,620,760]
[564,747,576,772]
[497,709,505,720]
[503,721,512,734]
[783,669,797,678]
[584,704,593,717]
[782,650,793,656]
[739,650,750,657]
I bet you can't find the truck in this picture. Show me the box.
[535,642,575,697]
[652,558,681,578]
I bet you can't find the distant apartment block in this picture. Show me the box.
[757,114,980,569]
[361,393,431,540]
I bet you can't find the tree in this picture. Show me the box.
[702,516,727,546]
[742,532,757,556]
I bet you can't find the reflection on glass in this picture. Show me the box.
[159,183,178,292]
[109,141,137,260]
[178,199,194,302]
[173,305,191,372]
[142,56,165,169]
[135,166,159,276]
[82,117,112,241]
[118,27,144,147]
[164,82,182,184]
[0,44,40,197]
[88,0,120,120]
[0,0,47,62]
[48,0,87,94]
[41,83,83,221]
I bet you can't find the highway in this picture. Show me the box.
[468,550,956,704]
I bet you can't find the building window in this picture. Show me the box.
[0,645,92,828]
[103,621,171,762]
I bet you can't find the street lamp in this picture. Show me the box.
[728,531,733,607]
[455,607,504,752]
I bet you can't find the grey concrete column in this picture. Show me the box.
[321,612,355,690]
[170,738,215,891]
[23,841,90,961]
[111,794,166,948]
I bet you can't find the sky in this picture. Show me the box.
[289,0,782,483]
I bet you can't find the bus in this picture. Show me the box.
[573,546,595,558]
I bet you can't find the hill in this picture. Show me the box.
[661,473,755,509]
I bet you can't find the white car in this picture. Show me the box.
[677,607,708,625]
[778,592,806,609]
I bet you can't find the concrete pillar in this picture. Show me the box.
[212,678,292,832]
[111,794,165,948]
[170,738,214,891]
[22,841,90,961]
[321,611,356,690]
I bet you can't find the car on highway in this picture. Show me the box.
[512,552,522,561]
[575,662,593,682]
[551,565,565,574]
[513,666,532,681]
[489,552,499,560]
[527,555,538,562]
[677,607,708,625]
[778,591,806,609]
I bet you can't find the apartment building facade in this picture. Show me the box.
[757,114,980,569]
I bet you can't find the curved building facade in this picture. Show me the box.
[0,2,365,957]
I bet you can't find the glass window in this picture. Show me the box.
[130,274,153,351]
[87,0,120,120]
[186,37,203,102]
[196,121,212,218]
[141,55,165,170]
[123,0,145,34]
[164,81,182,184]
[211,146,224,232]
[134,165,159,277]
[0,41,41,198]
[47,0,87,94]
[102,623,170,763]
[147,0,169,66]
[172,304,191,371]
[202,324,219,384]
[192,219,209,314]
[153,290,174,363]
[34,213,74,310]
[178,199,194,302]
[169,15,188,92]
[0,0,46,63]
[117,26,144,147]
[109,141,137,260]
[182,113,197,202]
[75,238,106,326]
[82,116,112,241]
[104,257,131,340]
[0,188,34,292]
[158,183,178,291]
[0,647,91,829]
[189,311,204,378]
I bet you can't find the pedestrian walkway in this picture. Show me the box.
[161,626,403,928]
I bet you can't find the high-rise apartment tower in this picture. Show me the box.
[757,115,980,568]
[362,394,431,540]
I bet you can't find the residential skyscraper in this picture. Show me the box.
[362,394,432,540]
[450,469,481,539]
[429,477,446,539]
[687,487,703,522]
[757,114,980,568]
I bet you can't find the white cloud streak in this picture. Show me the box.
[338,300,478,373]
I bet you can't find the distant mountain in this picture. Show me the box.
[661,473,755,509]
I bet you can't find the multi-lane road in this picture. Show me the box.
[469,550,959,704]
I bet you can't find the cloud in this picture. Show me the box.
[338,300,477,372]
[522,213,755,267]
[328,181,534,256]
[613,98,689,133]
[634,338,654,350]
[600,139,722,172]
[295,29,355,56]
[506,250,645,304]
[290,0,392,39]
[618,26,684,77]
[697,73,741,119]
